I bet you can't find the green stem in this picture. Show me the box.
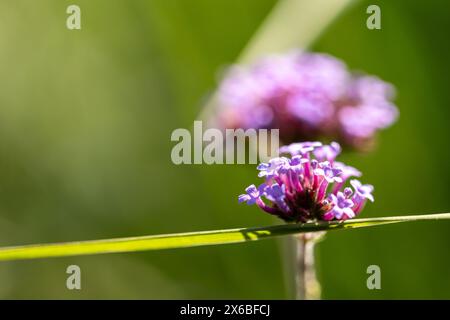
[296,233,322,300]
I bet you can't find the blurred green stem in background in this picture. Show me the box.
[198,0,355,121]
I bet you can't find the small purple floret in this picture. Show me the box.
[328,192,355,220]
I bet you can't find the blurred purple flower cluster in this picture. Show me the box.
[216,51,398,149]
[238,142,374,222]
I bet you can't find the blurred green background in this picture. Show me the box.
[0,0,449,299]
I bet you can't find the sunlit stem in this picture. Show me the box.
[295,232,324,300]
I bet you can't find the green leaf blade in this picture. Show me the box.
[0,213,449,262]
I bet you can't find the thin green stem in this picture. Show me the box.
[198,0,354,122]
[296,233,323,300]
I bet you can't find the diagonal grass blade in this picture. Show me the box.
[0,213,448,262]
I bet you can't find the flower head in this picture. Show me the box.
[239,142,374,222]
[215,50,398,150]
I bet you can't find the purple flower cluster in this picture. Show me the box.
[238,142,374,222]
[216,51,398,149]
